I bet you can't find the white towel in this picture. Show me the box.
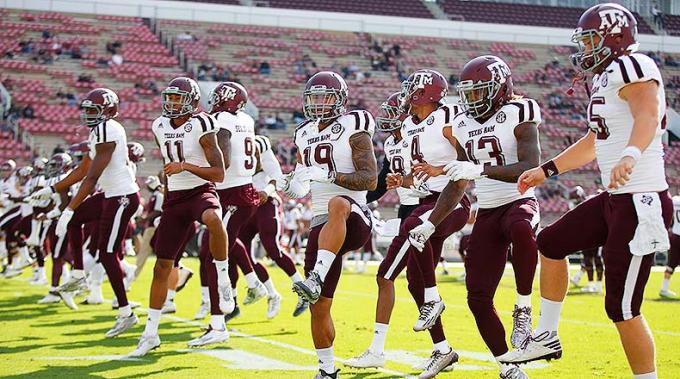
[629,192,670,256]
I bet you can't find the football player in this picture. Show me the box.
[29,88,142,339]
[410,56,542,379]
[282,71,377,379]
[386,70,471,378]
[135,175,163,278]
[237,134,307,319]
[501,5,671,379]
[660,194,680,298]
[346,92,422,369]
[130,77,232,356]
[204,81,267,326]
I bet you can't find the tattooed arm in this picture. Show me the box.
[216,129,231,170]
[165,132,224,182]
[334,133,378,191]
[481,122,540,183]
[427,139,470,226]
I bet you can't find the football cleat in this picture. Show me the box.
[194,301,210,320]
[313,369,340,379]
[218,284,236,314]
[123,263,137,292]
[187,326,229,347]
[457,271,466,282]
[161,300,176,314]
[292,271,323,304]
[293,295,309,317]
[38,291,61,304]
[344,349,385,368]
[660,289,677,298]
[511,306,532,349]
[413,299,445,332]
[500,366,529,379]
[59,291,78,310]
[105,313,139,338]
[570,269,584,287]
[224,305,241,324]
[266,293,282,319]
[129,334,161,357]
[243,281,267,305]
[418,348,458,379]
[176,267,194,293]
[498,330,562,364]
[57,276,87,294]
[580,282,602,294]
[3,267,24,278]
[81,293,104,305]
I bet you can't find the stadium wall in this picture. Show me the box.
[4,0,680,52]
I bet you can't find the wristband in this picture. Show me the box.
[49,185,56,193]
[621,146,642,162]
[263,183,276,197]
[540,160,559,178]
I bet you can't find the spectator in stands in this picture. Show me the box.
[264,114,276,129]
[649,51,662,66]
[176,31,195,41]
[665,54,679,67]
[70,45,82,59]
[19,39,35,54]
[197,67,207,81]
[111,53,124,66]
[652,3,664,29]
[77,74,94,83]
[41,29,51,40]
[392,44,401,57]
[52,144,65,155]
[21,105,34,119]
[273,115,286,130]
[448,73,458,86]
[259,61,271,75]
[292,110,305,125]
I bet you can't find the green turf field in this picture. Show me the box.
[1,257,679,378]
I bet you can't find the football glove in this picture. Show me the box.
[55,208,74,237]
[297,166,335,184]
[408,220,436,252]
[444,161,485,181]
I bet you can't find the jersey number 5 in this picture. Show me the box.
[588,97,609,140]
[164,140,185,162]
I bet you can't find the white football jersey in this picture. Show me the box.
[383,134,419,206]
[401,104,461,192]
[152,112,219,191]
[214,111,256,189]
[293,110,376,217]
[252,135,283,192]
[672,195,680,236]
[88,120,140,198]
[1,175,20,207]
[589,53,667,194]
[452,98,540,208]
[284,207,301,230]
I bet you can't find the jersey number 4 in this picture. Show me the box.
[303,143,336,172]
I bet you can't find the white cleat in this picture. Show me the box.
[187,326,229,347]
[4,267,24,278]
[344,349,385,368]
[500,366,529,379]
[59,291,78,310]
[105,313,139,338]
[266,293,282,319]
[161,300,176,314]
[57,276,87,294]
[457,271,466,282]
[292,271,323,304]
[243,280,267,305]
[129,334,161,357]
[570,269,584,287]
[498,330,562,365]
[580,282,602,294]
[660,289,677,298]
[81,292,104,305]
[30,276,48,286]
[218,284,235,314]
[194,301,210,320]
[38,291,61,304]
[176,266,193,292]
[418,348,458,379]
[511,306,532,349]
[413,298,445,332]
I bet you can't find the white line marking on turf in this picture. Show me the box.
[39,355,142,361]
[177,348,318,371]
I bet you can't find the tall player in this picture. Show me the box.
[660,194,680,298]
[28,88,142,337]
[131,77,232,356]
[409,56,541,379]
[346,92,421,369]
[501,5,672,379]
[283,71,377,379]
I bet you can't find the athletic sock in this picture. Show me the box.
[662,278,671,292]
[244,272,259,289]
[516,294,532,308]
[263,279,278,297]
[634,372,657,379]
[143,308,161,336]
[316,346,335,373]
[201,286,210,303]
[213,259,229,286]
[290,272,303,283]
[424,286,440,303]
[167,289,176,302]
[535,297,563,334]
[369,323,389,355]
[210,314,226,330]
[313,250,336,282]
[433,340,450,353]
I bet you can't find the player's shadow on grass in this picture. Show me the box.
[231,329,299,338]
[0,343,50,355]
[650,297,680,302]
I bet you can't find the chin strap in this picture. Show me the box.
[565,70,590,97]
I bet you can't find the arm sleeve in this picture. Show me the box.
[366,156,390,203]
[260,149,284,180]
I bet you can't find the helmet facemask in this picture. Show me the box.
[80,102,107,127]
[162,89,195,118]
[457,79,499,119]
[376,102,403,132]
[570,29,611,72]
[303,87,345,122]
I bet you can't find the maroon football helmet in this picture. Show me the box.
[162,77,201,118]
[376,92,406,132]
[302,71,348,122]
[570,3,639,73]
[1,160,16,178]
[68,141,90,163]
[80,88,119,127]
[400,69,448,111]
[47,153,73,177]
[457,55,513,120]
[208,82,248,114]
[128,142,145,163]
[33,157,48,173]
